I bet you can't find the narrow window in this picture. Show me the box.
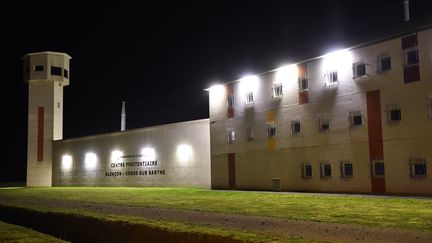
[266,122,277,138]
[372,161,385,177]
[245,91,254,105]
[51,66,62,76]
[377,55,391,72]
[291,120,301,134]
[410,158,427,178]
[353,62,366,78]
[227,129,235,144]
[320,162,332,178]
[298,76,309,91]
[246,126,255,141]
[64,69,69,79]
[386,104,401,123]
[349,110,363,126]
[34,65,44,72]
[302,163,312,178]
[405,48,419,66]
[273,83,283,98]
[341,161,353,178]
[227,94,234,109]
[318,113,330,131]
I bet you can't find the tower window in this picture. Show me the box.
[341,161,353,178]
[266,122,276,138]
[377,55,391,72]
[291,120,301,134]
[353,62,366,78]
[386,104,401,123]
[410,158,427,178]
[273,83,283,98]
[64,69,69,79]
[298,76,309,91]
[51,66,62,76]
[372,161,385,177]
[320,162,332,178]
[34,65,44,72]
[349,110,363,126]
[302,163,312,178]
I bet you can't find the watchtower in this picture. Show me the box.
[22,52,71,187]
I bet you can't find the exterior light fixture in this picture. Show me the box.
[111,150,123,163]
[323,49,352,71]
[141,147,156,161]
[275,64,297,83]
[177,144,192,163]
[61,155,73,170]
[84,152,98,170]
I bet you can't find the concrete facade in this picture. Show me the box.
[23,52,71,187]
[52,119,211,188]
[209,28,432,195]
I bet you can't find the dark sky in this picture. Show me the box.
[2,0,431,182]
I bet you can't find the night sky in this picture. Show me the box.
[2,0,431,182]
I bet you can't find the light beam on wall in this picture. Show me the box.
[111,150,123,163]
[208,84,225,101]
[275,64,297,83]
[239,75,259,95]
[85,152,98,170]
[177,144,192,164]
[61,155,73,171]
[141,147,156,161]
[323,49,352,71]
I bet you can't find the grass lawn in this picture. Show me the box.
[0,220,68,243]
[0,187,431,232]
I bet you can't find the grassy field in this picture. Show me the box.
[0,187,431,233]
[0,220,68,243]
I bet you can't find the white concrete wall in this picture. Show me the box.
[52,119,211,188]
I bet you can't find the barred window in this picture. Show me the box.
[372,161,385,177]
[404,48,419,66]
[291,120,301,134]
[353,62,366,78]
[273,83,283,98]
[386,104,401,123]
[341,161,353,177]
[227,94,234,109]
[327,70,338,84]
[318,113,330,131]
[302,163,312,178]
[349,110,363,126]
[266,122,277,138]
[320,162,332,178]
[298,76,309,90]
[245,91,254,105]
[377,55,391,72]
[410,158,427,178]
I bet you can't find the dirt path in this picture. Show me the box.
[0,196,430,243]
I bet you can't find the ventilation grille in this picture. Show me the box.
[272,178,281,191]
